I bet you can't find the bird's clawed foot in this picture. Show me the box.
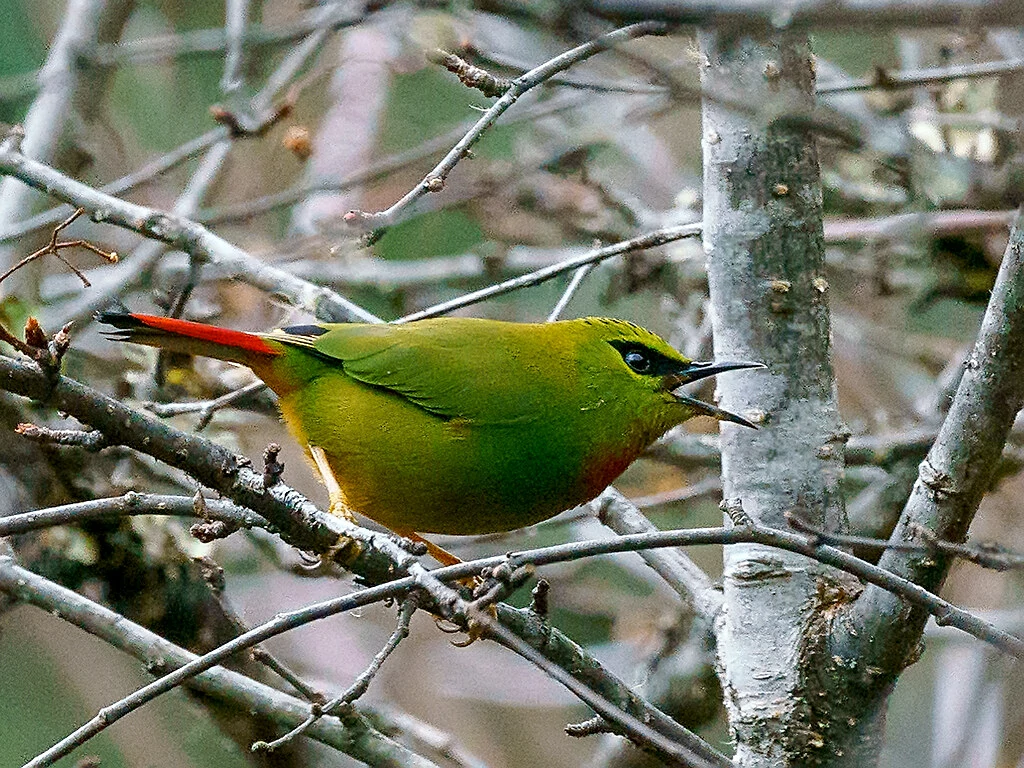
[307,444,365,564]
[325,534,363,566]
[436,560,535,647]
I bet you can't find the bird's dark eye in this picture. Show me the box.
[624,350,651,373]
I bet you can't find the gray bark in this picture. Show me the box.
[700,30,852,766]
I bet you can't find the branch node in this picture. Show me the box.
[2,123,25,152]
[394,534,428,557]
[427,49,512,97]
[262,443,284,489]
[15,422,108,451]
[210,95,294,138]
[192,555,226,593]
[720,498,754,527]
[918,456,956,500]
[190,491,241,542]
[565,715,612,738]
[190,519,235,542]
[530,578,550,620]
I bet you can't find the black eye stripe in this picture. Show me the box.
[608,340,683,377]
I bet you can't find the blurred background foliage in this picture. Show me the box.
[0,1,1022,767]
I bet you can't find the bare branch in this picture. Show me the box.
[547,264,595,322]
[254,595,419,753]
[0,493,268,538]
[349,21,667,238]
[250,648,326,704]
[144,380,269,431]
[396,223,700,323]
[597,488,723,623]
[0,207,117,287]
[0,135,381,324]
[0,557,440,768]
[818,57,1024,94]
[586,0,1024,29]
[843,208,1024,668]
[14,423,108,451]
[786,509,1024,571]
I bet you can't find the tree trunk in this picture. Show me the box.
[700,30,858,766]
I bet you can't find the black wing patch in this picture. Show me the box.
[281,324,329,337]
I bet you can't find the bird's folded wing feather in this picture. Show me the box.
[275,323,544,425]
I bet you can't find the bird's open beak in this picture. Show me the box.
[664,360,765,429]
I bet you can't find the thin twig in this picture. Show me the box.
[786,510,1024,571]
[0,207,117,286]
[547,264,595,322]
[14,423,108,451]
[251,648,326,704]
[467,46,667,94]
[254,596,419,753]
[0,557,439,768]
[0,493,269,537]
[817,57,1024,94]
[395,223,700,323]
[348,21,666,238]
[336,596,418,705]
[145,380,269,430]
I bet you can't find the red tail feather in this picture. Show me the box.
[99,310,280,357]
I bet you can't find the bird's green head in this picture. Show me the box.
[567,317,763,429]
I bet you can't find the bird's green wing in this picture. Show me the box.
[271,320,554,425]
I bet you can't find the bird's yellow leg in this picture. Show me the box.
[308,444,361,563]
[305,447,487,643]
[393,530,498,646]
[394,530,462,567]
[308,445,354,520]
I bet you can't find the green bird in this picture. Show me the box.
[99,310,761,562]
